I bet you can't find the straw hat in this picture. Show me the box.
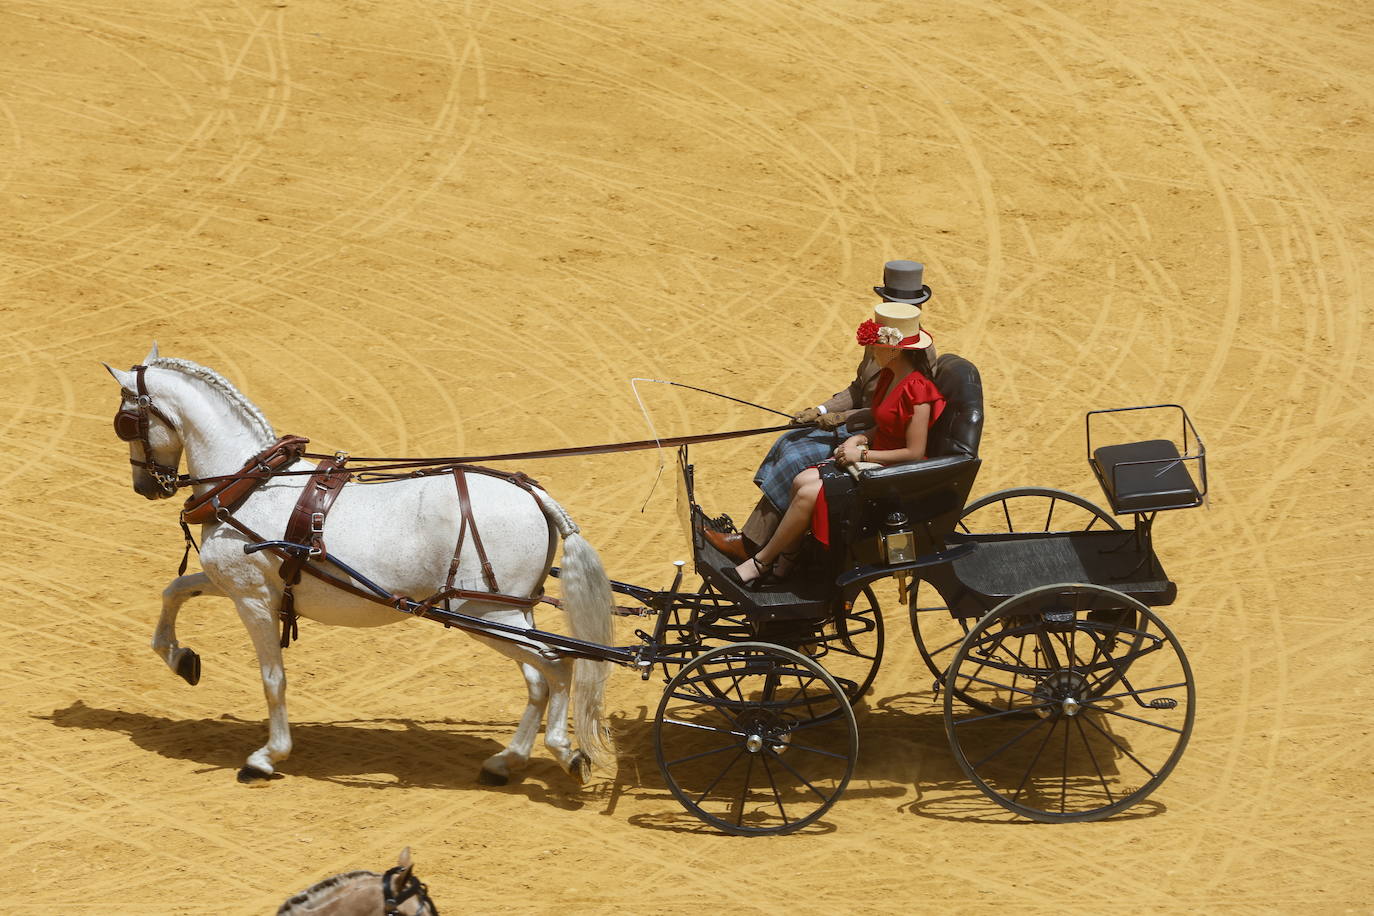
[874,259,931,305]
[856,302,934,350]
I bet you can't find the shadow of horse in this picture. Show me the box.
[43,700,590,810]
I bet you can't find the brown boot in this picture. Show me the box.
[702,528,752,562]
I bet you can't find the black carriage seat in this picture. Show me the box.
[853,353,984,553]
[1091,439,1202,514]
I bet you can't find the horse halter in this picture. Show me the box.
[382,865,438,915]
[113,364,181,496]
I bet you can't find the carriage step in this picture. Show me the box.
[1148,697,1178,710]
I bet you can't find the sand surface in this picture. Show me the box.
[2,0,1371,911]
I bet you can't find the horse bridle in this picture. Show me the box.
[382,865,438,915]
[113,364,181,496]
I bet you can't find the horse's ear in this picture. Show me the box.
[103,362,134,389]
[143,341,159,363]
[392,847,414,887]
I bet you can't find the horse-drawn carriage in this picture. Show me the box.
[109,349,1206,836]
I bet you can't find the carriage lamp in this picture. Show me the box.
[882,512,916,565]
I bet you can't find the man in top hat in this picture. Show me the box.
[703,260,935,560]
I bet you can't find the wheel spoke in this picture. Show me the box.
[1011,715,1060,804]
[953,672,1043,701]
[759,752,787,824]
[764,744,833,803]
[1088,704,1185,734]
[951,700,1056,725]
[1074,716,1114,805]
[662,717,745,739]
[780,741,851,761]
[1059,705,1071,813]
[968,714,1052,770]
[1088,680,1189,704]
[1080,711,1160,779]
[665,741,745,769]
[692,747,748,807]
[734,754,756,828]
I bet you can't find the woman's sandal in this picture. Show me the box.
[723,552,797,591]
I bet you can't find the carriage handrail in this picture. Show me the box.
[175,424,795,487]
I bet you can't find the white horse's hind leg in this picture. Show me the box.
[539,656,590,783]
[469,617,583,784]
[231,595,291,784]
[154,573,223,686]
[477,662,548,786]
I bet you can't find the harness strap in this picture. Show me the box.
[277,454,352,647]
[180,436,311,525]
[451,467,499,594]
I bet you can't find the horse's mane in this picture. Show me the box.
[276,869,377,914]
[149,356,276,445]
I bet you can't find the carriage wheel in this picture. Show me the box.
[689,585,884,711]
[798,586,884,708]
[911,488,1124,692]
[944,584,1194,822]
[655,642,858,835]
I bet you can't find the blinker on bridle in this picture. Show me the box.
[382,864,438,915]
[114,364,182,495]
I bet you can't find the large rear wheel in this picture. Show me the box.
[944,584,1194,822]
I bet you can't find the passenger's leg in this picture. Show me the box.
[739,496,780,549]
[735,468,822,584]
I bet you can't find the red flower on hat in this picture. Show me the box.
[856,319,881,346]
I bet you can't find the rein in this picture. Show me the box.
[172,424,795,488]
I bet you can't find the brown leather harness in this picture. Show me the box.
[174,435,547,647]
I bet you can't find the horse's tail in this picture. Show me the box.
[530,488,617,772]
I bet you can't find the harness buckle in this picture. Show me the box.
[310,511,325,535]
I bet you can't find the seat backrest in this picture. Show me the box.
[927,353,984,459]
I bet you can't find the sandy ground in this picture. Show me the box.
[2,0,1371,912]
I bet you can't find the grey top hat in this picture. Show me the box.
[874,259,931,305]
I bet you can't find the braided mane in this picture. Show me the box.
[276,869,377,914]
[149,356,276,445]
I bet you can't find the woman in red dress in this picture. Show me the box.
[730,303,944,586]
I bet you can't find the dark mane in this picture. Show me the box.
[276,869,377,914]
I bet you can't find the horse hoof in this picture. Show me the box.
[175,650,201,686]
[570,751,592,785]
[477,768,509,786]
[236,765,278,785]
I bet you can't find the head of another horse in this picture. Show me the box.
[277,847,439,915]
[102,342,185,500]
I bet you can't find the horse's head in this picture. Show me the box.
[103,343,184,500]
[277,848,439,916]
[383,847,439,915]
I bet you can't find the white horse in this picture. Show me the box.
[103,344,616,785]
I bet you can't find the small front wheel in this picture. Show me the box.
[655,642,858,835]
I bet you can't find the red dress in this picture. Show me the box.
[812,368,946,547]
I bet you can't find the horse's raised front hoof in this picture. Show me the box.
[175,650,201,686]
[570,751,592,785]
[477,768,509,787]
[236,765,279,785]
